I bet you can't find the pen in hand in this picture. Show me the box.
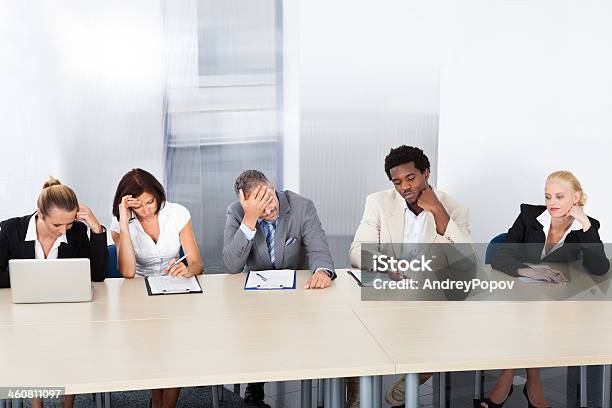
[162,253,190,275]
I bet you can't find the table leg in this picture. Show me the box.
[372,375,381,408]
[212,385,220,408]
[359,376,373,408]
[603,365,611,408]
[302,379,312,408]
[324,379,331,408]
[473,371,481,397]
[579,366,587,408]
[404,373,419,408]
[317,379,324,408]
[439,372,446,408]
[473,370,483,406]
[331,378,343,408]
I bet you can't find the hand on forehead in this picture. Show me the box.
[245,183,274,199]
[131,192,156,207]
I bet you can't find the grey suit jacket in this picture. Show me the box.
[223,190,335,276]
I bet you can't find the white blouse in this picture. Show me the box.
[24,214,67,259]
[537,209,582,259]
[110,202,191,277]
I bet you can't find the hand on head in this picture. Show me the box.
[239,185,276,223]
[119,195,141,222]
[567,204,591,231]
[416,186,442,213]
[76,203,102,234]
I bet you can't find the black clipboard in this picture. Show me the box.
[145,276,203,296]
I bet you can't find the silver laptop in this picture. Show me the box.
[9,258,93,303]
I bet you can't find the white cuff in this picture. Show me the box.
[240,223,256,241]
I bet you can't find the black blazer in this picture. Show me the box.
[0,214,108,288]
[491,204,610,276]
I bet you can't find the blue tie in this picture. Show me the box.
[263,221,276,268]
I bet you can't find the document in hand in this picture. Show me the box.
[145,275,203,295]
[244,269,296,290]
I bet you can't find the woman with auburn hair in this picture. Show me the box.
[0,177,108,408]
[483,171,609,408]
[110,168,202,408]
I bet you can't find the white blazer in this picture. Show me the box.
[349,188,473,268]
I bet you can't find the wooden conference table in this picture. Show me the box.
[2,266,612,408]
[0,272,393,408]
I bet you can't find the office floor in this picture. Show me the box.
[13,366,605,407]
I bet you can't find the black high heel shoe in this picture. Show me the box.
[522,384,551,408]
[480,385,514,408]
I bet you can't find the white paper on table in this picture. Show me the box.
[147,275,202,294]
[245,269,296,289]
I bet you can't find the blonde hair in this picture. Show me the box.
[37,177,79,216]
[546,170,587,207]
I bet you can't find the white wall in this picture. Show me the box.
[291,0,441,230]
[438,0,612,242]
[282,0,301,192]
[0,1,165,225]
[280,0,442,266]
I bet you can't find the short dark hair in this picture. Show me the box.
[112,168,166,221]
[384,145,430,180]
[234,170,269,196]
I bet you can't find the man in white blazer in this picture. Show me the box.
[349,146,473,270]
[347,145,475,407]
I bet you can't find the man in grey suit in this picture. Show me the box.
[223,170,336,407]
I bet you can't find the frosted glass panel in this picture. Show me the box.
[296,0,441,267]
[166,0,282,272]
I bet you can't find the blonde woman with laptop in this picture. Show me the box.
[0,177,108,408]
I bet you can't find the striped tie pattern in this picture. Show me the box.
[263,221,276,267]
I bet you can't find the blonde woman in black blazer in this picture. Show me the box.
[483,171,609,408]
[0,178,108,289]
[0,177,107,408]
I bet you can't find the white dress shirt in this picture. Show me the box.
[400,202,429,260]
[110,202,191,277]
[536,210,582,259]
[403,203,429,243]
[24,214,67,259]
